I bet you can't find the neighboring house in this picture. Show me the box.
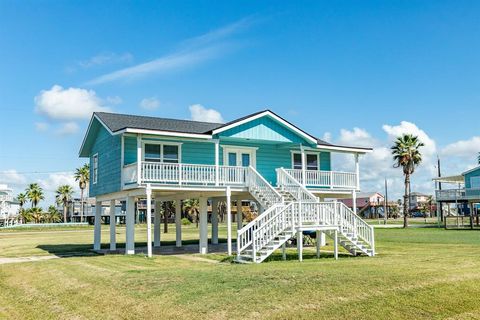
[409,192,432,211]
[339,192,385,218]
[79,109,375,262]
[434,166,480,220]
[0,184,20,227]
[56,197,124,223]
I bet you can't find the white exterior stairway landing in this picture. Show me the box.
[236,168,375,263]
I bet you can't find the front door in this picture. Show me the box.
[225,147,256,168]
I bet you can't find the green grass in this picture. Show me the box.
[1,225,480,319]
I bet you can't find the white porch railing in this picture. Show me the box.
[436,189,466,201]
[246,166,283,208]
[276,168,318,202]
[284,168,358,189]
[123,162,249,186]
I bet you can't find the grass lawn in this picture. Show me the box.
[1,225,480,319]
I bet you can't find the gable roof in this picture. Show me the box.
[80,109,373,157]
[462,165,480,176]
[95,112,223,135]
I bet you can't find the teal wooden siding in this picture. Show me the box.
[124,136,137,165]
[89,125,121,197]
[182,141,215,164]
[320,152,331,171]
[465,167,480,188]
[218,116,311,144]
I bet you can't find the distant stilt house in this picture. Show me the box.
[434,166,480,228]
[0,184,20,227]
[79,110,376,262]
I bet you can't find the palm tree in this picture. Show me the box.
[183,199,199,227]
[478,152,480,165]
[391,134,424,228]
[20,208,33,224]
[16,192,27,223]
[56,185,74,223]
[74,164,90,223]
[45,205,62,223]
[28,207,44,224]
[25,183,44,208]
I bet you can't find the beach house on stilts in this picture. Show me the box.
[79,110,375,263]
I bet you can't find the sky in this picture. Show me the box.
[1,1,480,207]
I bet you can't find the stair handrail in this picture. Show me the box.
[247,166,284,207]
[252,202,295,255]
[336,201,375,253]
[237,203,284,253]
[276,167,318,203]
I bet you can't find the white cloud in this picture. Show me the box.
[38,172,77,193]
[78,52,133,68]
[35,122,49,132]
[441,136,480,159]
[0,170,27,186]
[139,97,160,110]
[106,96,123,105]
[328,122,437,200]
[35,85,110,120]
[56,122,80,135]
[189,104,224,123]
[87,17,253,85]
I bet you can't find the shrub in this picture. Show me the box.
[181,217,191,225]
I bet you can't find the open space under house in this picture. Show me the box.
[79,110,375,263]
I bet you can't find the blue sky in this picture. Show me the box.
[1,1,480,205]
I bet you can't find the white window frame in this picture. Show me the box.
[222,146,257,167]
[291,151,320,171]
[142,141,182,163]
[92,153,98,184]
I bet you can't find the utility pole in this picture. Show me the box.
[437,156,443,224]
[384,178,388,225]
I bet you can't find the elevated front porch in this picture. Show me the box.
[122,161,359,191]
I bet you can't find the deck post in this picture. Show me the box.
[211,198,219,244]
[316,230,321,258]
[352,190,357,215]
[301,146,306,185]
[154,199,161,247]
[109,199,116,251]
[334,229,338,260]
[215,140,220,186]
[199,196,208,254]
[282,243,286,260]
[146,185,153,257]
[175,198,182,247]
[354,153,360,190]
[226,187,232,255]
[93,201,102,251]
[137,134,142,185]
[297,230,303,262]
[236,199,243,230]
[126,196,135,254]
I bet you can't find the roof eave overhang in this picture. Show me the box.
[316,144,373,154]
[211,110,319,145]
[462,165,480,176]
[118,128,213,140]
[78,114,114,158]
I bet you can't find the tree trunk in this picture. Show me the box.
[80,188,84,223]
[403,174,410,228]
[63,204,67,223]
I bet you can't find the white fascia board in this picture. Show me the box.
[462,165,480,176]
[78,114,114,157]
[211,111,318,144]
[316,145,373,154]
[117,128,212,140]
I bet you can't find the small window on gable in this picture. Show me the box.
[92,154,98,184]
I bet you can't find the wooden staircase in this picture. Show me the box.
[236,167,375,263]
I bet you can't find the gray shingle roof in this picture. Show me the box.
[95,112,223,134]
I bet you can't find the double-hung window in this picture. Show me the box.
[144,143,180,163]
[292,152,319,170]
